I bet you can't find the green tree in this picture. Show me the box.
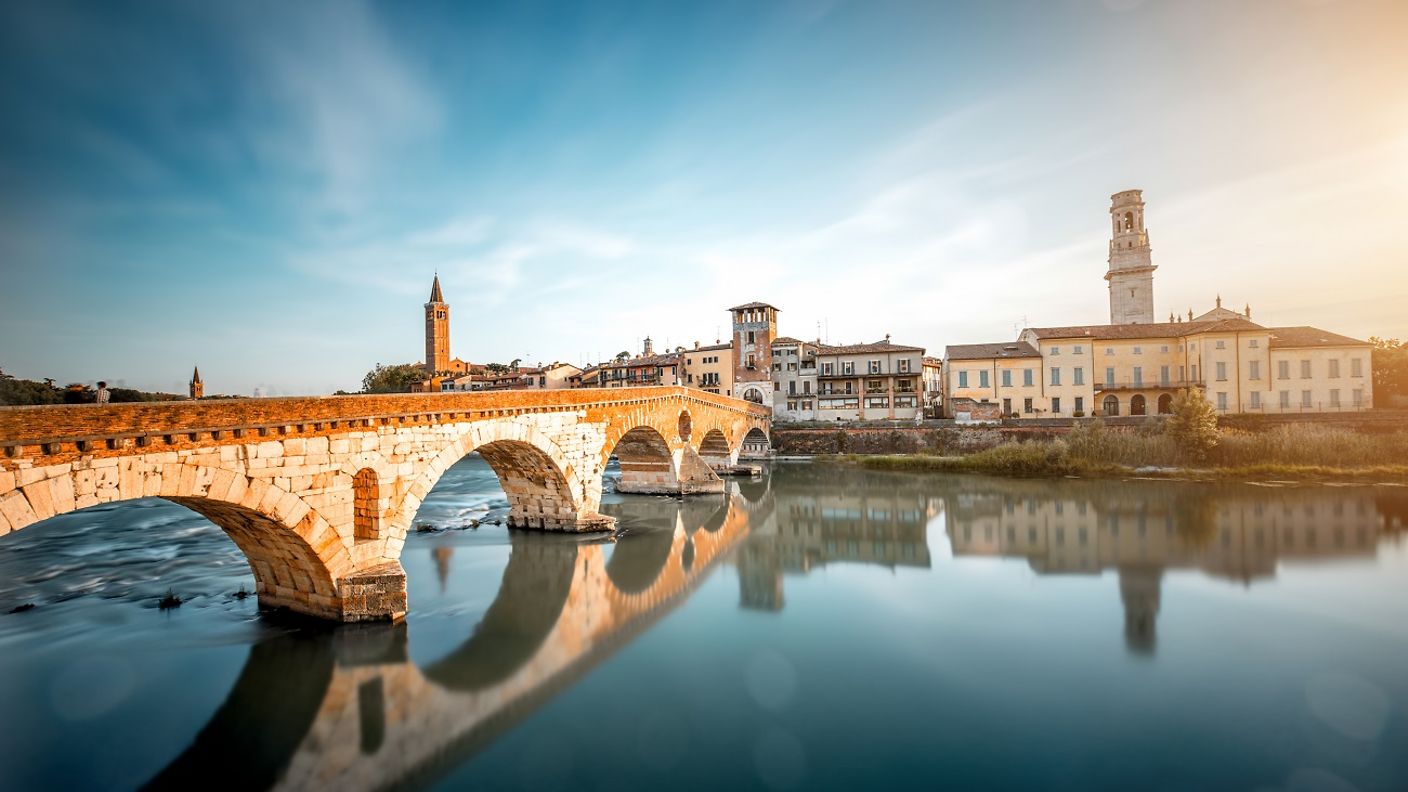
[1164,388,1219,462]
[0,375,62,405]
[361,363,425,394]
[1369,337,1407,403]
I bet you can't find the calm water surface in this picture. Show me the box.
[1,461,1406,791]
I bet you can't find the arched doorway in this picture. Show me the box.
[742,388,765,404]
[1130,395,1147,416]
[1157,394,1174,414]
[1102,395,1120,416]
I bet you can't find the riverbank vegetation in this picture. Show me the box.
[841,418,1408,481]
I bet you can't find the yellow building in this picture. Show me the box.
[681,341,734,395]
[943,191,1374,417]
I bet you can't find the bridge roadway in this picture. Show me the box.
[144,490,763,791]
[0,387,770,621]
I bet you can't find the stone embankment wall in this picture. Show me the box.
[773,410,1408,456]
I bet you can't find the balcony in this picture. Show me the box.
[1096,380,1203,391]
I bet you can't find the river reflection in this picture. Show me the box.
[1,461,1406,791]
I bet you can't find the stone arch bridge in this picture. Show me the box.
[0,387,769,621]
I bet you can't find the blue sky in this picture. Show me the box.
[2,0,1405,395]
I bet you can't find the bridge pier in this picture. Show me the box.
[615,446,723,496]
[336,561,409,622]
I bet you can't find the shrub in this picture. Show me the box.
[1164,388,1219,461]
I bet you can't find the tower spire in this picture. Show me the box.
[429,274,444,303]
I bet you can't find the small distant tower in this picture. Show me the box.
[729,301,779,408]
[189,366,204,400]
[642,336,654,357]
[1106,189,1157,324]
[425,275,450,374]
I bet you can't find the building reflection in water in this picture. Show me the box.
[943,477,1395,655]
[734,464,937,611]
[139,468,1405,791]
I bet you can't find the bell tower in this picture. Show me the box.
[729,301,778,409]
[425,275,450,374]
[1106,189,1157,324]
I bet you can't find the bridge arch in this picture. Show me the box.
[0,462,353,619]
[610,425,680,495]
[393,418,604,536]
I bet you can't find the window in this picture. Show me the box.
[823,363,833,375]
[1133,346,1142,355]
[1280,391,1290,409]
[803,381,812,394]
[866,379,885,393]
[958,371,968,388]
[1192,364,1199,381]
[1351,358,1363,377]
[1052,397,1061,413]
[788,381,796,395]
[1105,347,1114,356]
[896,379,914,392]
[865,396,890,409]
[1051,346,1060,356]
[1074,396,1084,413]
[1002,370,1012,388]
[1302,390,1312,408]
[1329,359,1340,378]
[1002,397,1012,415]
[772,362,781,371]
[897,359,911,373]
[787,401,797,411]
[1353,389,1364,407]
[1250,392,1261,410]
[1160,365,1170,385]
[842,361,854,375]
[747,331,756,344]
[1023,369,1034,387]
[1217,392,1228,411]
[1216,362,1227,381]
[1249,339,1260,348]
[1160,345,1169,353]
[895,395,917,408]
[1105,367,1115,386]
[979,370,990,388]
[1249,360,1260,380]
[1278,361,1290,380]
[869,360,882,374]
[1051,368,1061,386]
[747,354,755,369]
[1133,366,1143,386]
[1330,389,1340,407]
[1074,367,1084,386]
[1074,345,1084,354]
[1216,340,1226,350]
[1300,360,1311,379]
[1024,397,1034,413]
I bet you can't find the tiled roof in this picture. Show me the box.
[1267,326,1368,348]
[945,341,1041,361]
[922,356,943,366]
[816,340,925,355]
[1024,318,1264,340]
[729,301,779,311]
[772,336,805,345]
[690,342,732,352]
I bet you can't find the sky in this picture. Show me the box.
[1,0,1406,396]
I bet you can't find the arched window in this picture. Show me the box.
[1102,395,1120,416]
[1123,211,1134,232]
[1130,394,1147,416]
[743,388,765,404]
[353,468,381,540]
[1157,394,1174,414]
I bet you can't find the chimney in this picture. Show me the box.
[694,341,700,350]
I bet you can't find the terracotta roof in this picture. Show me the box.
[729,301,779,312]
[1024,318,1264,340]
[922,356,943,366]
[690,342,732,352]
[1267,326,1368,348]
[606,352,681,369]
[946,341,1041,361]
[816,340,925,355]
[772,336,805,345]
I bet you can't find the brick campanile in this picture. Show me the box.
[1106,189,1157,325]
[729,301,778,409]
[425,275,450,374]
[189,366,203,400]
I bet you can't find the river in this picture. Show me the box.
[1,460,1406,791]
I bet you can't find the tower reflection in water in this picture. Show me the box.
[143,466,1404,790]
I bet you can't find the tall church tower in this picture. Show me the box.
[425,275,450,374]
[189,366,203,400]
[1106,189,1157,324]
[729,301,778,408]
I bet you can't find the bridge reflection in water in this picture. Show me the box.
[137,465,1404,790]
